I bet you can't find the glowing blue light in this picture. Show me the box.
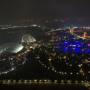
[63,47,68,53]
[74,47,82,54]
[75,41,83,47]
[85,49,90,54]
[68,47,73,53]
[56,33,90,54]
[63,41,69,46]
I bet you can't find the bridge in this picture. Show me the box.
[0,79,90,88]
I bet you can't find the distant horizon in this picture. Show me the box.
[0,17,90,25]
[0,0,89,24]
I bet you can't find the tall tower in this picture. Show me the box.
[69,27,74,34]
[83,32,87,38]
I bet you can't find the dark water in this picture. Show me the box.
[0,84,88,90]
[0,27,45,45]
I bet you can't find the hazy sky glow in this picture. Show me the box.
[0,0,90,23]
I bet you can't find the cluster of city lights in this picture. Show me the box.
[0,79,90,87]
[37,57,80,76]
[56,38,90,54]
[0,48,28,75]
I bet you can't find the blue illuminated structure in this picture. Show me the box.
[56,32,90,54]
[74,47,82,54]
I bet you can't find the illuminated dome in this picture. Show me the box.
[21,34,36,43]
[0,43,25,75]
[0,43,24,54]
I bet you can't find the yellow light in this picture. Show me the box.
[13,80,16,84]
[61,80,64,84]
[34,80,37,82]
[54,80,57,83]
[2,80,6,84]
[75,80,78,84]
[67,80,71,84]
[48,58,52,62]
[7,80,11,84]
[18,80,22,84]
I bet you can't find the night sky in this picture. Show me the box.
[0,0,90,23]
